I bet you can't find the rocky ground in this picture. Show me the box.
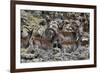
[21,46,89,63]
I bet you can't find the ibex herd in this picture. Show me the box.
[21,19,81,51]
